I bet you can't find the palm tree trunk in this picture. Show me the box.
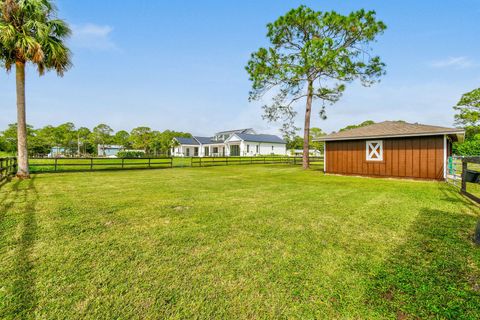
[302,80,313,169]
[16,61,30,179]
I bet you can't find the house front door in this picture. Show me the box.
[204,146,209,156]
[230,145,240,156]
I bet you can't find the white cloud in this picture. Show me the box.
[429,56,476,69]
[70,23,117,51]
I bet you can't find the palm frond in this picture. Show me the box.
[0,0,71,74]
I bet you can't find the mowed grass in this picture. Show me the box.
[0,165,479,319]
[0,152,14,157]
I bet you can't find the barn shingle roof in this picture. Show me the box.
[317,121,464,141]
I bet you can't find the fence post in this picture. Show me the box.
[461,159,467,193]
[226,157,228,166]
[200,157,202,167]
[90,158,93,171]
[170,157,173,168]
[148,158,151,168]
[54,158,58,171]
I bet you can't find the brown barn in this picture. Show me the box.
[317,121,464,180]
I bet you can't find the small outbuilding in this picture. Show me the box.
[316,121,464,180]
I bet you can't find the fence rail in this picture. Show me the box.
[191,156,324,167]
[459,156,480,204]
[0,157,17,183]
[29,157,173,173]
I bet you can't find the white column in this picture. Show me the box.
[324,142,327,173]
[443,135,447,180]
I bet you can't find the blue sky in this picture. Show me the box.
[1,0,479,135]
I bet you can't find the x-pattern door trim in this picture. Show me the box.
[366,140,383,161]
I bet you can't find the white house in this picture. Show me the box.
[172,128,287,157]
[97,145,123,157]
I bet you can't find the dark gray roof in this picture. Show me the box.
[194,136,224,145]
[235,133,285,143]
[174,137,198,145]
[216,128,254,135]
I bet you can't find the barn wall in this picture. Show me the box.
[325,136,445,180]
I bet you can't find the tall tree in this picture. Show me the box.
[309,127,325,151]
[0,0,72,178]
[91,124,113,155]
[76,127,91,155]
[54,122,76,154]
[129,127,153,153]
[1,123,34,153]
[114,130,131,148]
[246,6,386,169]
[453,88,480,139]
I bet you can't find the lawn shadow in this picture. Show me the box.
[6,176,40,319]
[365,190,480,319]
[0,179,22,241]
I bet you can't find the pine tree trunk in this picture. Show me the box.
[302,80,313,169]
[16,62,30,179]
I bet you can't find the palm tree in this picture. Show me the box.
[0,0,71,178]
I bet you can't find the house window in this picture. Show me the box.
[213,147,218,154]
[366,140,383,161]
[247,145,250,153]
[271,146,274,151]
[194,147,199,157]
[186,148,190,156]
[256,145,259,153]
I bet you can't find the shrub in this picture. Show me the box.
[453,134,480,156]
[117,151,145,158]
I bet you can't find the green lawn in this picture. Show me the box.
[0,151,14,157]
[1,165,479,319]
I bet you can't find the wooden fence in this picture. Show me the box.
[0,157,17,183]
[191,156,324,167]
[0,155,324,175]
[29,157,173,173]
[459,156,480,204]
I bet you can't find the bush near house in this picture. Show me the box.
[117,151,146,158]
[454,134,480,156]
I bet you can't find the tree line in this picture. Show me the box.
[453,88,480,155]
[0,123,191,157]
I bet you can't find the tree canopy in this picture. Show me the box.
[339,120,375,132]
[453,88,480,140]
[0,0,72,75]
[0,123,192,157]
[246,5,386,168]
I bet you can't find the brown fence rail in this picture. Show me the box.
[24,155,324,173]
[29,157,173,173]
[191,156,324,167]
[0,157,17,183]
